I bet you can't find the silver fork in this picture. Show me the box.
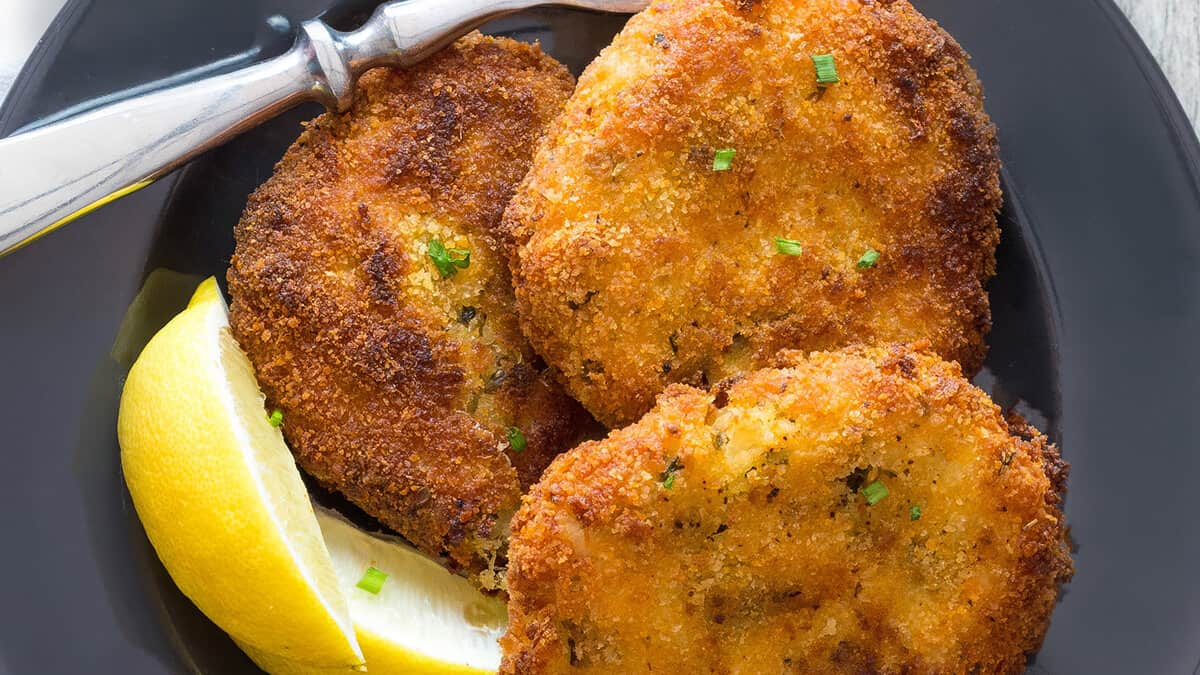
[0,0,645,257]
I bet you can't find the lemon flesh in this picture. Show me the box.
[118,278,362,667]
[241,508,507,674]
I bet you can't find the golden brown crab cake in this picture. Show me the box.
[502,0,1002,427]
[502,344,1071,674]
[227,33,587,589]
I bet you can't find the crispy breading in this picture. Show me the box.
[227,34,588,589]
[502,0,1002,427]
[502,344,1071,674]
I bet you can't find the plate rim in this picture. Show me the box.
[1,1,1199,673]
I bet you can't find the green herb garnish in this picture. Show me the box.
[660,456,683,489]
[712,148,736,172]
[812,53,840,86]
[427,239,470,278]
[910,505,922,521]
[857,248,880,269]
[356,566,388,594]
[774,237,803,256]
[507,426,527,454]
[862,480,889,505]
[268,409,283,427]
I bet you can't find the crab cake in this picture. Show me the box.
[227,34,587,589]
[502,344,1071,674]
[502,0,1002,427]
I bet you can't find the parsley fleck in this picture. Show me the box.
[427,239,470,278]
[910,505,922,521]
[356,566,387,594]
[712,148,736,171]
[812,53,840,86]
[774,237,803,256]
[862,480,889,505]
[507,426,527,453]
[660,456,683,489]
[268,409,283,427]
[857,248,880,269]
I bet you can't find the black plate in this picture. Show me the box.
[1,0,1198,672]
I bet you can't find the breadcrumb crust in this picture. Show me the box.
[227,34,587,587]
[503,0,1003,427]
[503,344,1071,674]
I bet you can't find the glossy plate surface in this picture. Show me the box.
[0,0,1197,672]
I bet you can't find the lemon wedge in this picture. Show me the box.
[240,507,507,674]
[118,277,363,668]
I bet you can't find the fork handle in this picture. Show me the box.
[0,0,547,258]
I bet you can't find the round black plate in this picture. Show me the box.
[2,0,1198,673]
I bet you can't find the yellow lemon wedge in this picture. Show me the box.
[118,277,363,668]
[239,508,507,674]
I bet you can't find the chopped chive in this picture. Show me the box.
[268,409,283,427]
[857,248,880,269]
[356,566,388,594]
[812,53,840,86]
[862,480,889,505]
[712,148,736,172]
[774,237,803,256]
[660,456,683,489]
[427,239,471,278]
[507,426,527,454]
[910,505,922,521]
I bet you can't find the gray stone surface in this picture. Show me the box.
[1115,0,1199,128]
